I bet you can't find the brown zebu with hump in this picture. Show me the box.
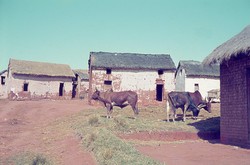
[167,90,211,122]
[91,89,139,118]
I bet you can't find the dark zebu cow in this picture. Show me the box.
[189,91,211,113]
[167,91,211,122]
[91,89,139,118]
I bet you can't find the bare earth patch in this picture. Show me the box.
[0,100,97,165]
[136,140,250,165]
[118,131,250,165]
[0,100,250,165]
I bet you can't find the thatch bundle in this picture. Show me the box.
[203,25,250,65]
[9,59,75,78]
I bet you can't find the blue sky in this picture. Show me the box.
[0,0,250,70]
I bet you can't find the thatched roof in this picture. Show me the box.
[73,69,89,80]
[176,60,219,78]
[89,52,176,71]
[9,59,75,78]
[203,25,250,65]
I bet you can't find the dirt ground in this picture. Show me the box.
[0,99,97,165]
[0,100,250,165]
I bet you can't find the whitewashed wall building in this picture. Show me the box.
[6,59,75,100]
[175,60,220,98]
[0,70,8,99]
[88,52,176,106]
[73,69,89,99]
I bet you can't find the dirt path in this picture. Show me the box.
[136,140,250,165]
[0,100,97,165]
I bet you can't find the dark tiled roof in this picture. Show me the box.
[89,52,176,70]
[73,69,89,80]
[176,60,219,78]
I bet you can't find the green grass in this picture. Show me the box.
[73,114,162,165]
[2,152,54,165]
[70,105,220,165]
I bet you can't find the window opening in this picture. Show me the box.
[158,70,164,75]
[194,83,199,91]
[23,83,29,91]
[106,68,112,74]
[104,80,112,85]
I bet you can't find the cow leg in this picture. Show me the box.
[131,103,139,116]
[171,110,176,122]
[166,100,170,122]
[106,104,113,118]
[169,106,176,122]
[168,100,176,122]
[128,98,139,118]
[167,104,176,122]
[182,105,188,122]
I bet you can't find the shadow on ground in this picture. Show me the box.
[188,117,220,141]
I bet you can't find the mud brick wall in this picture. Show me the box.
[89,69,175,106]
[220,56,250,147]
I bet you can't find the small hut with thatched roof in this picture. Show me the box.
[7,59,75,100]
[88,52,176,106]
[175,60,220,98]
[203,25,250,148]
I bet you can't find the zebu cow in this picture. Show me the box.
[91,89,139,118]
[167,91,211,122]
[189,91,211,113]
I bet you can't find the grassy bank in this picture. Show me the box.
[70,106,220,164]
[72,114,162,165]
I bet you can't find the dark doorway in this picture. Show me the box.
[59,83,64,96]
[247,69,250,142]
[72,84,77,98]
[1,76,5,85]
[156,84,163,101]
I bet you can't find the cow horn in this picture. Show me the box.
[204,97,208,102]
[198,104,206,109]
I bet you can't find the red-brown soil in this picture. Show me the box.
[0,100,250,165]
[136,141,250,165]
[0,99,97,165]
